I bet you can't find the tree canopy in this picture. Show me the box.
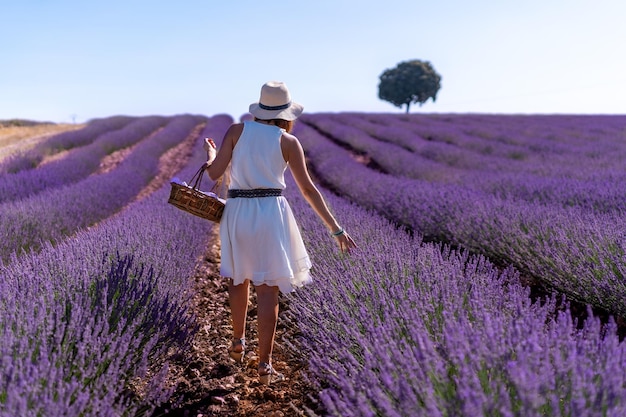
[378,60,442,113]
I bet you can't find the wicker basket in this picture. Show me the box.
[168,165,225,222]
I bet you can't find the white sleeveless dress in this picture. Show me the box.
[219,121,312,293]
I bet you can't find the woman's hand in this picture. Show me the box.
[204,138,217,164]
[333,229,357,253]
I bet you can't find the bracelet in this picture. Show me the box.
[331,228,345,237]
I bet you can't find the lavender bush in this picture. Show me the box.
[0,114,233,416]
[0,116,169,204]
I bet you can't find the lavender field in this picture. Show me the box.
[1,112,625,416]
[295,113,626,316]
[286,113,626,416]
[0,114,226,415]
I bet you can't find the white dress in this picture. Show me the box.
[219,121,312,293]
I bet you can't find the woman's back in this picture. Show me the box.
[230,121,287,190]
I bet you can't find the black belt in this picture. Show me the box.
[227,188,283,198]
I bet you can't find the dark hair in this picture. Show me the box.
[254,117,294,133]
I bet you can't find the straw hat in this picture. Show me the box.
[248,81,303,121]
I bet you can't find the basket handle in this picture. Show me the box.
[189,165,206,190]
[189,165,224,196]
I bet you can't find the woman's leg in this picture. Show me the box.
[228,279,250,347]
[255,284,280,364]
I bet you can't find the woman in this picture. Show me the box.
[203,81,357,385]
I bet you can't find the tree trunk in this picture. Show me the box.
[405,102,410,113]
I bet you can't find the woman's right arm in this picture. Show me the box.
[206,123,243,181]
[282,132,357,252]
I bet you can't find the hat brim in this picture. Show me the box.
[248,101,304,121]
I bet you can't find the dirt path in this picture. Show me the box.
[152,228,320,416]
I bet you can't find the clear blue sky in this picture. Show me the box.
[2,0,625,123]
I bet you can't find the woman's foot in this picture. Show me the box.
[258,362,285,386]
[228,338,245,363]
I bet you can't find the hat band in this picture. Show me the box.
[258,101,291,111]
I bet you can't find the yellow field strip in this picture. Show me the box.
[0,124,84,160]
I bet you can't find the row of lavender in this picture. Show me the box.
[304,113,626,213]
[0,115,233,416]
[296,114,626,317]
[283,171,626,416]
[0,114,206,263]
[0,115,169,204]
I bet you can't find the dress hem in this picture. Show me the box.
[221,271,313,294]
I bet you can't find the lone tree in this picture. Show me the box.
[378,59,442,113]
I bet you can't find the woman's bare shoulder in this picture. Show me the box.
[280,131,300,147]
[225,123,245,147]
[280,131,304,163]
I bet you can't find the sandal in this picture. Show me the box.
[228,338,245,363]
[258,362,285,386]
